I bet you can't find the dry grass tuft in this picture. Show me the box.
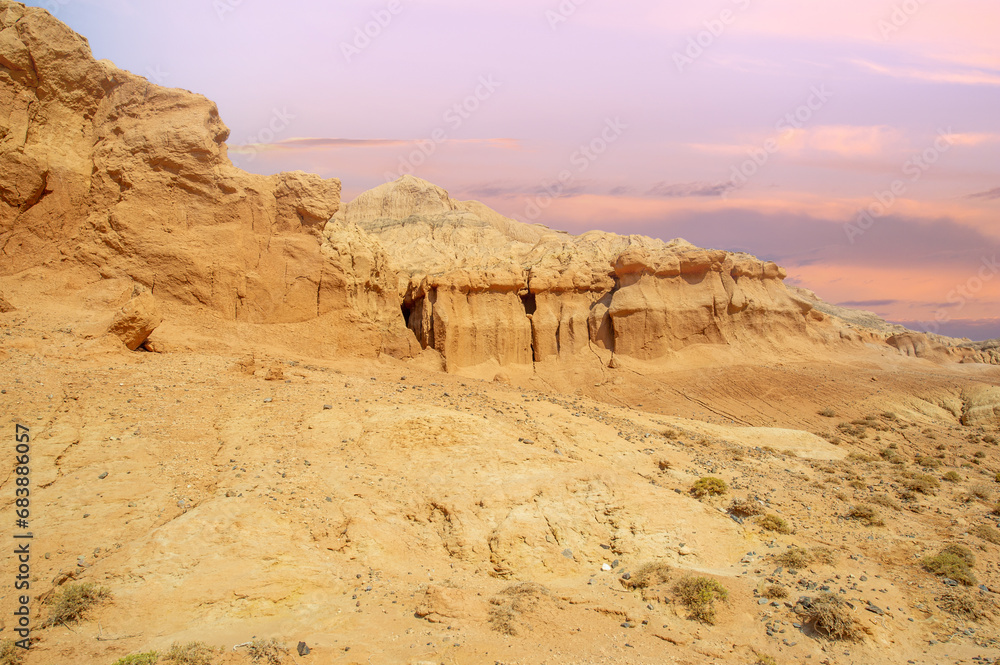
[0,640,24,665]
[869,494,901,511]
[728,497,766,517]
[847,504,885,526]
[757,514,792,534]
[762,584,788,600]
[488,583,552,636]
[622,562,672,590]
[938,592,995,622]
[246,639,288,665]
[970,524,1000,545]
[44,582,111,627]
[162,642,220,665]
[804,593,868,641]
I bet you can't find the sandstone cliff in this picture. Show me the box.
[0,0,408,354]
[4,0,985,372]
[336,176,838,370]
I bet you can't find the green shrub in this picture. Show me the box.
[922,545,976,586]
[758,514,792,534]
[44,582,111,627]
[691,477,728,498]
[673,576,728,624]
[113,653,158,665]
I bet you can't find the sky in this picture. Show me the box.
[29,0,1000,340]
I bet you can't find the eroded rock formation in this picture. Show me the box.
[0,0,406,352]
[337,176,833,369]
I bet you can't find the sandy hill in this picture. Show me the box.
[2,2,1000,665]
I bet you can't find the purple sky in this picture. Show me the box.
[33,0,1000,339]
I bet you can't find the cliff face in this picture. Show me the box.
[337,176,833,370]
[1,2,916,371]
[0,0,406,352]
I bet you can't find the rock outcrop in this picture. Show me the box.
[108,285,161,350]
[0,0,406,351]
[334,176,836,370]
[0,289,13,312]
[4,1,984,372]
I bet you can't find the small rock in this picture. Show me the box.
[562,549,573,559]
[323,404,333,410]
[602,563,612,572]
[98,472,108,480]
[297,641,310,656]
[263,398,273,403]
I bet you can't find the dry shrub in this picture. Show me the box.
[805,593,868,641]
[488,583,552,636]
[163,642,219,665]
[970,524,1000,545]
[904,473,940,495]
[44,582,111,627]
[869,494,901,511]
[938,592,995,622]
[728,497,766,517]
[818,408,837,418]
[970,483,994,501]
[673,576,728,624]
[847,504,885,527]
[762,584,788,600]
[758,514,792,534]
[0,640,23,665]
[775,546,837,569]
[943,470,963,483]
[622,562,672,590]
[657,459,672,471]
[246,639,287,665]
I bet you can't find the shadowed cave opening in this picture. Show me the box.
[521,292,536,316]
